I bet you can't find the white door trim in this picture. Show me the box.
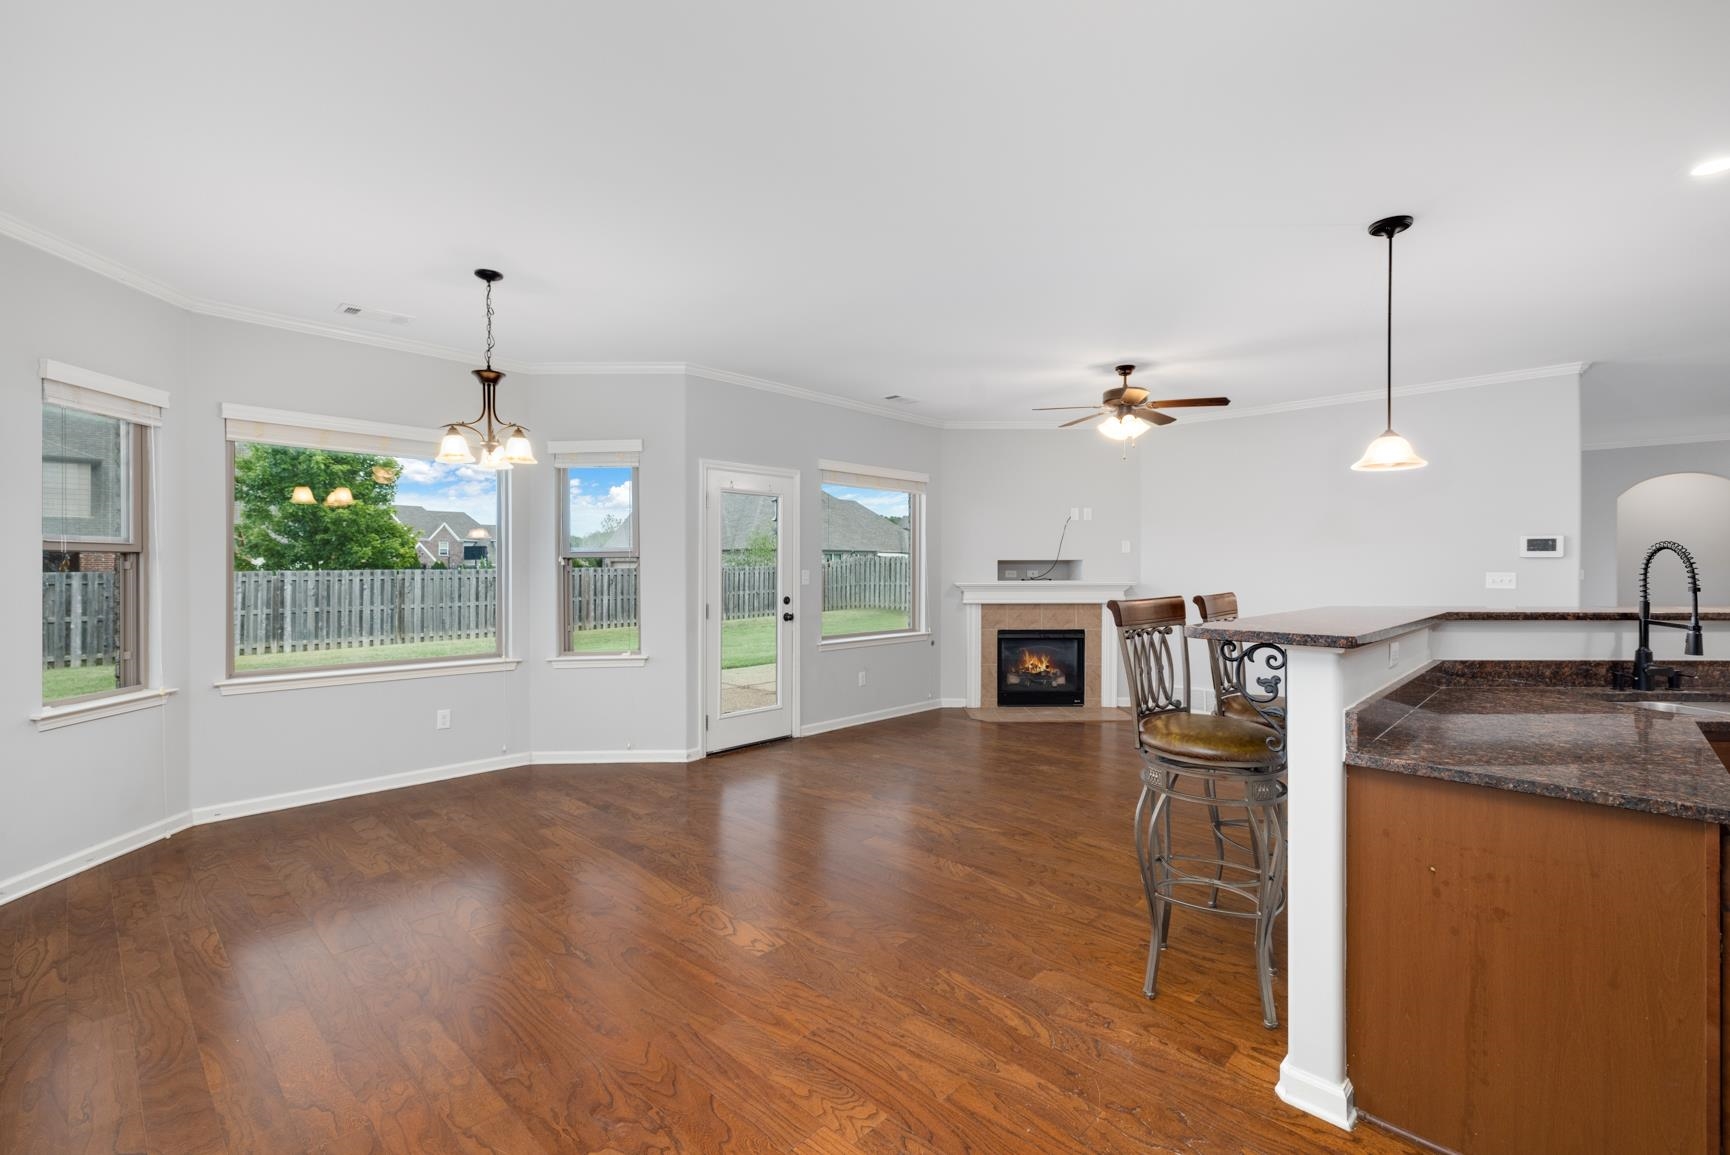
[697,460,801,753]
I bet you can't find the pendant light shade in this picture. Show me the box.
[1351,214,1427,473]
[323,486,355,508]
[289,485,317,505]
[439,270,535,471]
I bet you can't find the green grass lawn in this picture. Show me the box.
[42,664,120,702]
[233,637,499,673]
[568,607,910,668]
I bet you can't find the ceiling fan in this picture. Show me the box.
[1034,364,1230,440]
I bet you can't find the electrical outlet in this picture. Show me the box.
[435,708,451,730]
[1070,507,1080,521]
[1389,639,1401,668]
[1083,507,1093,521]
[857,670,868,687]
[1484,572,1517,590]
[800,569,810,586]
[1121,539,1131,554]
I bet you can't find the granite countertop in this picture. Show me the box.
[1186,605,1730,650]
[1347,661,1730,823]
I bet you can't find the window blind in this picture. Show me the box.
[42,361,169,426]
[819,460,927,494]
[222,404,443,459]
[549,439,643,468]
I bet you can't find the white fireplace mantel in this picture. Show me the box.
[957,580,1133,708]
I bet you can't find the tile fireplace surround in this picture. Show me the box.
[956,581,1133,718]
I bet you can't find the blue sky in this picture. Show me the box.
[567,466,634,536]
[823,483,908,520]
[393,458,499,524]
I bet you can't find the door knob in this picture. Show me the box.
[783,612,795,622]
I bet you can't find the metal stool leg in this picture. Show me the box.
[1203,777,1226,908]
[1137,781,1174,998]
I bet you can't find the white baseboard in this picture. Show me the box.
[530,748,701,765]
[192,753,521,824]
[938,697,967,709]
[1275,1060,1358,1131]
[797,698,948,737]
[0,809,193,903]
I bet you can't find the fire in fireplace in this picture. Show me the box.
[997,629,1085,707]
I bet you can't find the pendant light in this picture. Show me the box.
[1351,215,1427,472]
[437,269,537,470]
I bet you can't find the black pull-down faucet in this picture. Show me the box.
[1632,540,1704,691]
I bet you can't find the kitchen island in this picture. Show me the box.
[1186,607,1730,1139]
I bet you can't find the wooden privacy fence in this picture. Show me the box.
[42,572,118,668]
[232,568,496,658]
[821,554,910,612]
[568,565,639,631]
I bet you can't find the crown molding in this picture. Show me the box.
[948,361,1590,430]
[1583,429,1730,451]
[0,207,1587,433]
[684,363,948,427]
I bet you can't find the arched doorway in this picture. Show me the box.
[1615,472,1730,604]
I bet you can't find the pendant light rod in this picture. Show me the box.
[1351,215,1425,472]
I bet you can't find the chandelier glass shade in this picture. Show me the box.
[1099,412,1152,441]
[438,269,536,470]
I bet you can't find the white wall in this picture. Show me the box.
[1137,373,1584,657]
[935,429,1141,702]
[1581,442,1730,605]
[683,377,945,739]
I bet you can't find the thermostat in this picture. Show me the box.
[1519,535,1565,558]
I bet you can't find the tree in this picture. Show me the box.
[233,445,421,571]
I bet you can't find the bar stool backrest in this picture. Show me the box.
[1192,591,1239,714]
[1107,597,1190,742]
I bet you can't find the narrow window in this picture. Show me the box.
[40,364,166,705]
[555,441,642,656]
[818,462,927,641]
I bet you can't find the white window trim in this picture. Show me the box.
[215,657,520,696]
[817,462,927,644]
[32,687,178,731]
[223,409,513,679]
[546,654,649,669]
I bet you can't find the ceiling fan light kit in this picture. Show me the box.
[1351,214,1428,472]
[437,269,537,470]
[1033,364,1230,447]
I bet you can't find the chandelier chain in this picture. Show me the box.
[484,279,495,371]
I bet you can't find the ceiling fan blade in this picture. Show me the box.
[1031,405,1108,411]
[1057,414,1101,429]
[1143,396,1232,408]
[1129,408,1178,426]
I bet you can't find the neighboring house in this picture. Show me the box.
[718,491,908,562]
[392,505,497,567]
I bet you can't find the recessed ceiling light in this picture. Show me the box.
[1690,156,1730,177]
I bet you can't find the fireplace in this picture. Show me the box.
[996,629,1086,707]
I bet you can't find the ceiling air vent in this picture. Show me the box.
[882,394,918,404]
[335,303,414,325]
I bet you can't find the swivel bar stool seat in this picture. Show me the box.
[1108,596,1288,1029]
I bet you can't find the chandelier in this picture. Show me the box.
[437,269,536,470]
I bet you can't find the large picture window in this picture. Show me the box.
[818,461,926,641]
[42,400,150,703]
[556,440,642,656]
[226,409,504,676]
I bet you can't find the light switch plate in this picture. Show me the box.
[1484,572,1517,590]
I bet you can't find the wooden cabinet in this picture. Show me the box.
[1346,766,1720,1154]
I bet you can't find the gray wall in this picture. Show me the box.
[1581,441,1730,606]
[1137,372,1584,627]
[4,235,189,890]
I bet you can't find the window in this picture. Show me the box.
[225,407,504,676]
[40,363,166,705]
[819,461,926,641]
[555,440,642,656]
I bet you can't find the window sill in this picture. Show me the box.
[547,654,648,669]
[32,687,178,731]
[819,630,932,652]
[215,657,520,696]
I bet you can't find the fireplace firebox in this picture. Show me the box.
[996,629,1086,707]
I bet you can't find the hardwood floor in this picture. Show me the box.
[0,711,1418,1153]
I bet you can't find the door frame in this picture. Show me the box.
[696,459,801,754]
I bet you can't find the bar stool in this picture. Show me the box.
[1109,596,1287,1028]
[1192,592,1286,728]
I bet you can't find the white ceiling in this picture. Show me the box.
[3,1,1727,422]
